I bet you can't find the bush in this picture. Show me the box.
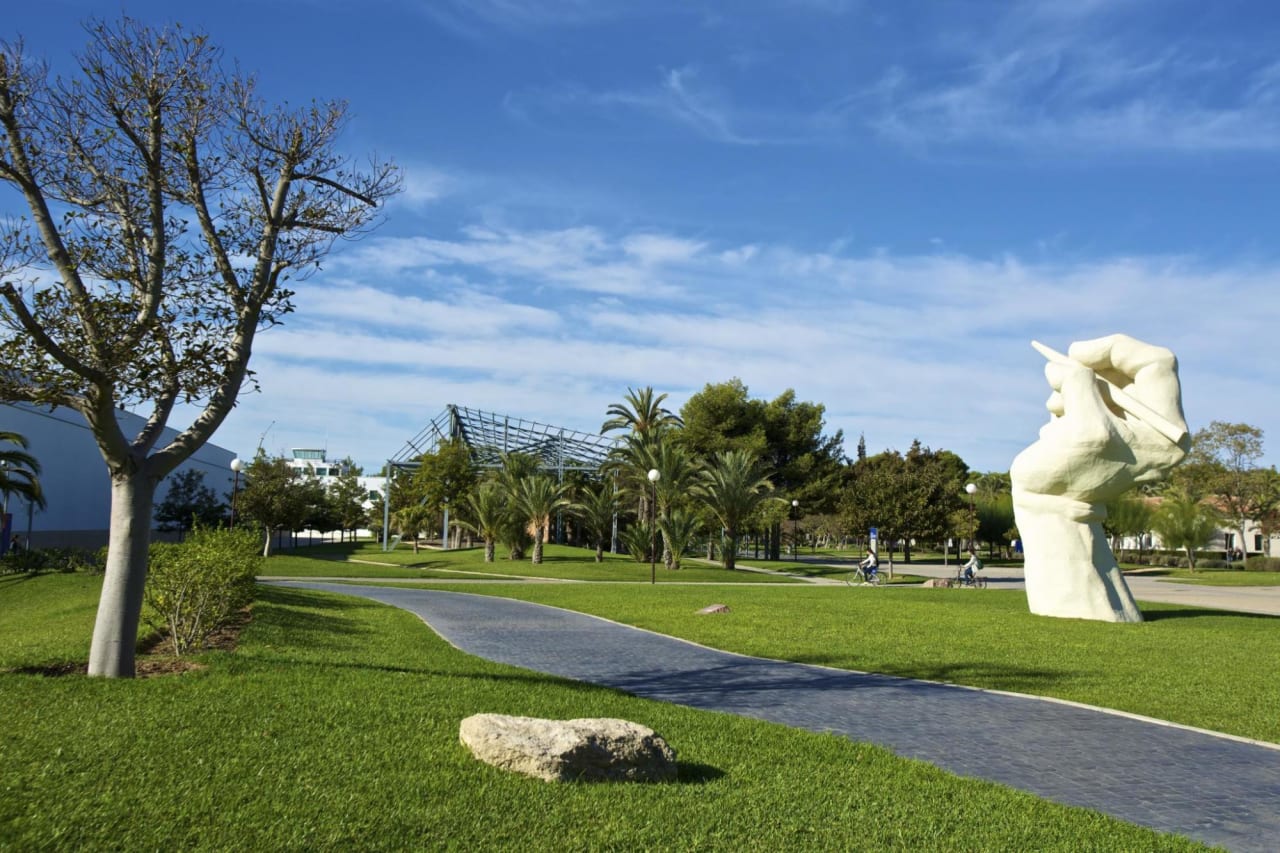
[1196,559,1229,570]
[0,546,101,575]
[1244,555,1280,572]
[143,526,262,656]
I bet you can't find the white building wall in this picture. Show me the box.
[0,403,236,548]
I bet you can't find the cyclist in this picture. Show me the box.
[962,548,983,584]
[859,550,879,583]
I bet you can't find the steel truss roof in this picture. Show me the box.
[389,404,617,474]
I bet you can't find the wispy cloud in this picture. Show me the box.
[865,4,1280,154]
[218,219,1280,473]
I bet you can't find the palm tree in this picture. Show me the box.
[658,507,703,570]
[458,481,507,562]
[651,441,701,569]
[601,386,683,437]
[0,431,45,516]
[496,453,540,559]
[513,475,570,565]
[695,449,775,571]
[1151,489,1221,571]
[571,482,617,562]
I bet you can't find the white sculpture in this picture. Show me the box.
[1010,334,1190,622]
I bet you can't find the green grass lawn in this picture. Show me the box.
[267,542,804,583]
[1133,569,1280,586]
[0,575,1206,851]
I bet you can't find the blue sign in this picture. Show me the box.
[869,527,878,539]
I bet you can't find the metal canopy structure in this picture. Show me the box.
[389,404,617,475]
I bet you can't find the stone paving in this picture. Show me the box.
[274,581,1280,852]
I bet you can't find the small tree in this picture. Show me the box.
[658,507,703,570]
[695,449,775,571]
[1151,490,1221,570]
[570,482,617,563]
[0,20,399,676]
[513,475,569,565]
[154,469,224,536]
[236,453,309,556]
[393,504,434,554]
[458,481,506,563]
[329,467,369,542]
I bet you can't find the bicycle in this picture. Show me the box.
[846,564,884,586]
[954,566,987,588]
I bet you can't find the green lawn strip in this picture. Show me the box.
[1139,570,1280,587]
[0,578,1204,851]
[414,583,1280,745]
[266,544,804,584]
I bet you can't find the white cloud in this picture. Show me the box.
[208,222,1280,477]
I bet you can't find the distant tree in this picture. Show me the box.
[154,469,224,536]
[495,453,540,560]
[1188,422,1268,556]
[0,430,44,515]
[0,19,399,677]
[329,469,370,542]
[842,443,967,563]
[695,449,775,571]
[412,437,478,516]
[393,504,434,554]
[236,453,309,556]
[1104,494,1155,561]
[1151,490,1221,570]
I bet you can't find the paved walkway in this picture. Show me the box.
[273,581,1280,852]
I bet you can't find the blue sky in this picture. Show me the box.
[9,1,1280,474]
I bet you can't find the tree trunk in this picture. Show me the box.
[88,471,158,678]
[484,538,495,563]
[532,526,544,564]
[594,543,603,562]
[724,531,738,570]
[262,528,273,557]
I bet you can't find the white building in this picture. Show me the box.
[283,448,385,505]
[0,402,236,549]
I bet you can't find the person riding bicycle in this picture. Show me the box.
[962,548,982,583]
[859,551,879,582]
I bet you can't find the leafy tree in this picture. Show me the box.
[680,380,844,558]
[393,504,434,554]
[411,437,477,516]
[236,453,309,557]
[512,475,570,565]
[0,20,399,676]
[842,443,967,563]
[1104,494,1155,561]
[975,493,1016,556]
[570,482,617,563]
[154,469,224,535]
[695,449,775,571]
[328,469,370,542]
[1151,490,1221,570]
[0,430,44,515]
[1187,422,1268,557]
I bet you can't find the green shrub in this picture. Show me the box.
[143,526,262,656]
[1196,559,1229,570]
[1244,555,1280,572]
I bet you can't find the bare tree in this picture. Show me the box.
[0,18,399,676]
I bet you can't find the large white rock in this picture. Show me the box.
[459,714,677,783]
[1010,335,1189,622]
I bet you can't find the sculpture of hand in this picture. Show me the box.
[1010,334,1189,622]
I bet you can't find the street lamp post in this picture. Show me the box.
[647,468,660,585]
[791,499,799,560]
[965,482,977,552]
[230,457,244,528]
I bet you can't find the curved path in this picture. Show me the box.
[274,582,1280,852]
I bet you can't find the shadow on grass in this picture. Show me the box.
[0,572,40,589]
[676,762,726,784]
[1141,607,1279,622]
[253,585,373,647]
